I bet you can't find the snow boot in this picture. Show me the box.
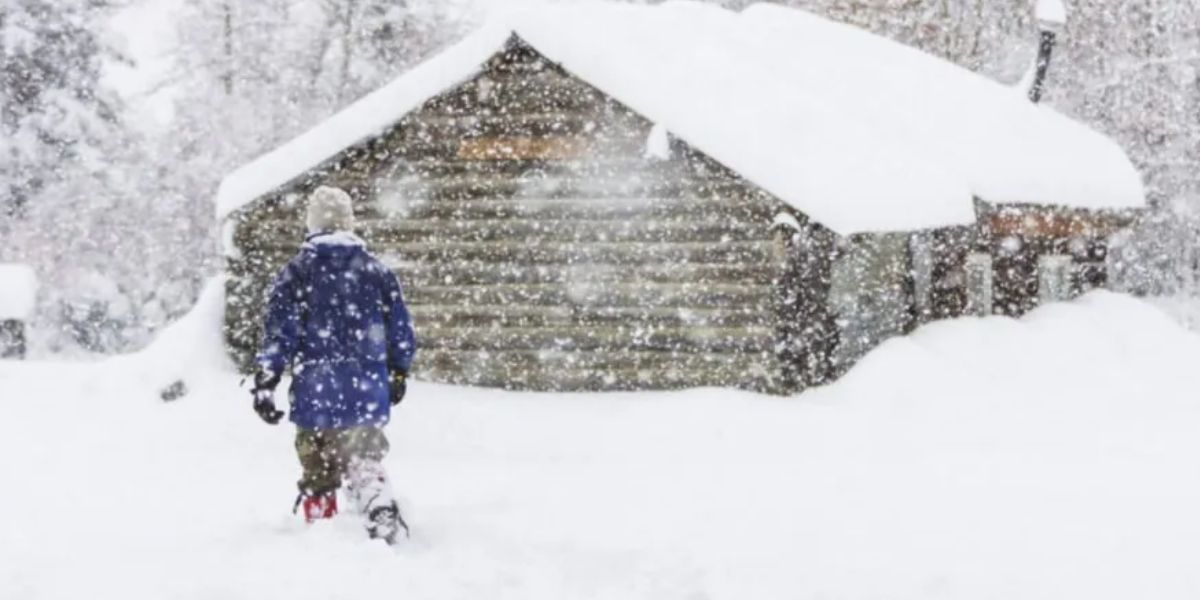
[346,457,409,543]
[295,490,338,523]
[367,500,409,545]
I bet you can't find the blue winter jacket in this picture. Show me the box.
[256,232,416,430]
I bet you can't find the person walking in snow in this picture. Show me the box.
[249,185,417,544]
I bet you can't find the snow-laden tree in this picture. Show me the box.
[1,0,123,220]
[318,0,463,104]
[168,0,468,183]
[1,0,154,352]
[1051,0,1200,208]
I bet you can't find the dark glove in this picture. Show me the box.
[389,371,407,406]
[251,370,285,425]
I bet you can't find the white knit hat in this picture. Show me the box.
[306,185,355,233]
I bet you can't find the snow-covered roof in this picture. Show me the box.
[215,1,1145,234]
[0,264,38,320]
[1036,0,1068,25]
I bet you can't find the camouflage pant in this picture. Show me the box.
[294,426,389,496]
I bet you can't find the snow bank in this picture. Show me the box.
[3,292,1200,598]
[832,291,1197,411]
[105,276,234,393]
[216,1,1143,234]
[0,263,37,320]
[1147,295,1200,332]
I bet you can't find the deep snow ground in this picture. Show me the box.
[3,291,1200,599]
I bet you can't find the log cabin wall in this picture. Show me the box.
[224,36,809,393]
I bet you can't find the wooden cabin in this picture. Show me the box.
[216,2,1144,394]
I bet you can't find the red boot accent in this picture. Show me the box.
[301,492,338,522]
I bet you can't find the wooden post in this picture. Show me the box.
[0,319,26,359]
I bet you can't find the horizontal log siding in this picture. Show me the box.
[224,38,791,392]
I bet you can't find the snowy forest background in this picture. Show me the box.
[2,0,1198,355]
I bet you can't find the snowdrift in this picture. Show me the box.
[2,292,1199,599]
[101,276,232,399]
